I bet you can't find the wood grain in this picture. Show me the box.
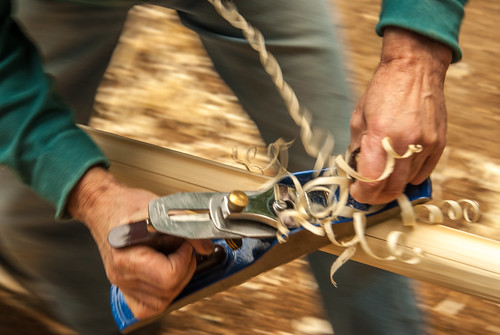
[82,126,500,309]
[1,1,498,334]
[89,2,500,334]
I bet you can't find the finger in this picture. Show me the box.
[113,243,195,293]
[407,152,428,183]
[120,275,186,320]
[375,155,414,204]
[410,147,443,185]
[122,290,172,320]
[117,258,193,297]
[146,234,184,254]
[349,134,388,203]
[187,239,214,255]
[121,244,197,319]
[163,242,198,291]
[394,144,431,188]
[348,103,366,153]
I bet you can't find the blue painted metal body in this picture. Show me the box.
[110,170,432,332]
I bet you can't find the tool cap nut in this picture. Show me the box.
[227,190,249,212]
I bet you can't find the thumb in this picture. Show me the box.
[187,239,214,255]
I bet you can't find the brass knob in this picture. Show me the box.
[227,190,248,212]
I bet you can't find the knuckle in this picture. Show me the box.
[106,253,132,284]
[106,269,119,284]
[359,180,382,193]
[352,182,381,203]
[151,297,170,314]
[382,185,405,201]
[151,296,171,314]
[384,188,403,200]
[350,111,364,132]
[113,253,130,270]
[134,300,168,319]
[420,132,438,147]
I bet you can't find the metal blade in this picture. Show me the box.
[209,191,278,238]
[148,192,244,239]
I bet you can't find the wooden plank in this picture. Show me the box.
[83,126,500,304]
[83,125,269,195]
[321,220,500,304]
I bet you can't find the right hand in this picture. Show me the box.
[348,27,451,205]
[67,167,214,319]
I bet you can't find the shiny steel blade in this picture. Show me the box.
[148,192,243,239]
[209,192,278,238]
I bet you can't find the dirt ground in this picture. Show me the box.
[1,1,499,334]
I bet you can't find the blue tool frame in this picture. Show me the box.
[110,170,432,332]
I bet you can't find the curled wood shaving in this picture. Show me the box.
[335,138,423,182]
[208,0,336,171]
[231,138,294,174]
[212,0,482,287]
[458,199,481,222]
[231,146,263,173]
[255,141,481,286]
[414,199,481,224]
[352,212,423,264]
[330,246,357,287]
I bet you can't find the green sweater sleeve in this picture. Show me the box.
[376,0,468,63]
[0,1,109,218]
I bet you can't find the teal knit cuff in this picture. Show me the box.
[376,0,467,63]
[31,127,110,219]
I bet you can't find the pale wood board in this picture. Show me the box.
[1,1,499,334]
[89,2,500,335]
[85,126,500,307]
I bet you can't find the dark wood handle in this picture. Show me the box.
[108,220,227,275]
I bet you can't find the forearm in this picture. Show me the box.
[0,1,108,218]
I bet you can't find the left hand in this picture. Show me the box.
[349,27,453,204]
[67,167,214,319]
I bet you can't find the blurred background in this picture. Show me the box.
[2,0,499,334]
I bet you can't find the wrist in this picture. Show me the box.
[380,27,452,76]
[67,166,118,225]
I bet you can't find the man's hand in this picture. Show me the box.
[67,167,214,319]
[349,27,453,204]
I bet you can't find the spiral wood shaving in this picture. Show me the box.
[209,0,481,285]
